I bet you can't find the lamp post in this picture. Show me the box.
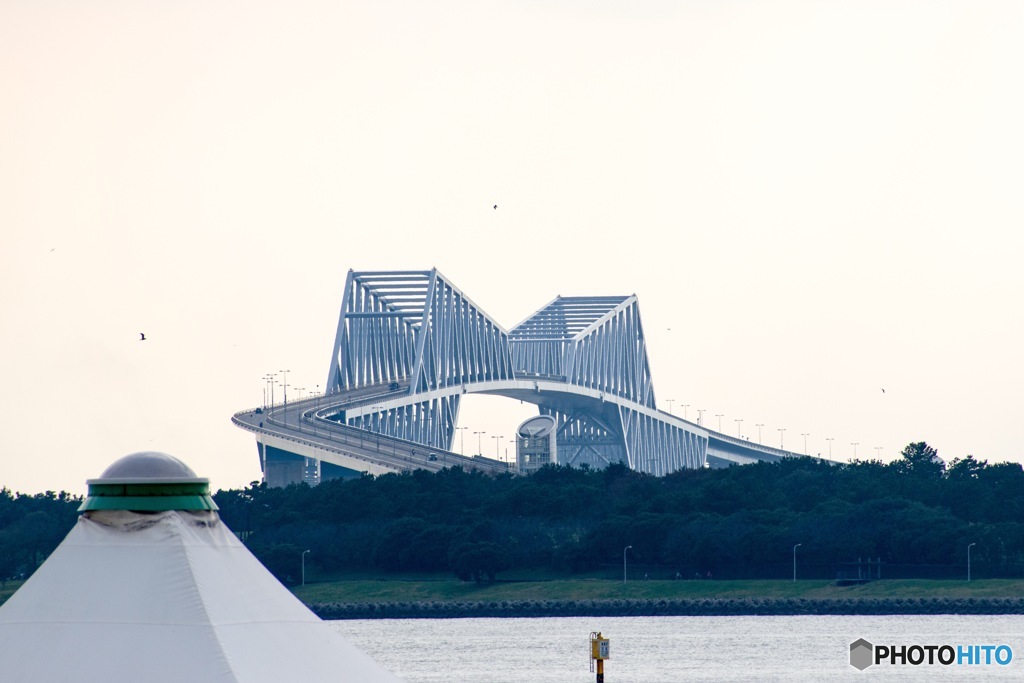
[623,545,633,584]
[735,419,743,438]
[778,428,786,450]
[793,543,801,582]
[968,542,976,582]
[492,435,502,459]
[682,404,689,420]
[851,442,859,459]
[302,549,310,586]
[474,431,486,456]
[715,414,723,432]
[801,433,809,455]
[696,409,705,426]
[874,446,883,459]
[826,437,834,459]
[263,373,275,408]
[457,427,468,455]
[755,423,764,443]
[666,399,674,415]
[279,369,290,406]
[278,381,290,421]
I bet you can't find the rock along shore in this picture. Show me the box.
[310,596,1024,620]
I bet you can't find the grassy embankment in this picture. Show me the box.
[4,575,1022,613]
[291,573,1024,606]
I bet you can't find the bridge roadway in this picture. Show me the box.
[233,379,808,478]
[231,386,512,477]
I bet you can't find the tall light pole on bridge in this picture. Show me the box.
[474,431,486,456]
[279,369,290,408]
[874,446,883,459]
[735,419,743,438]
[491,435,502,459]
[666,399,674,415]
[696,409,705,426]
[778,428,785,449]
[801,433,809,455]
[457,427,468,455]
[265,373,277,408]
[682,404,689,420]
[826,437,834,459]
[755,423,764,443]
[851,442,859,459]
[278,381,290,418]
[715,414,723,432]
[264,374,276,405]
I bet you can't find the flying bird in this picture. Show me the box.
[493,204,498,210]
[881,388,885,393]
[140,333,147,341]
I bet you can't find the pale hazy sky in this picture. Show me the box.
[3,1,1022,494]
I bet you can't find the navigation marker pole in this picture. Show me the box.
[590,632,610,682]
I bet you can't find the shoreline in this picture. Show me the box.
[310,596,1024,620]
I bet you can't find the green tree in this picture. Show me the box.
[891,442,945,478]
[447,541,510,583]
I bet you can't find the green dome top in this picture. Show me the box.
[79,452,219,512]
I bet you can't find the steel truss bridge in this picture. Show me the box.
[233,268,802,486]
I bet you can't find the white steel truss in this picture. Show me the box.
[323,269,706,473]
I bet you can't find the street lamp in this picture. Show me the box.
[279,369,290,406]
[755,423,764,443]
[474,431,486,456]
[263,373,275,408]
[266,373,277,407]
[735,419,743,438]
[793,543,801,582]
[696,409,705,426]
[851,442,859,459]
[682,404,689,420]
[302,549,310,586]
[715,414,723,432]
[666,399,674,415]
[457,427,468,455]
[491,435,502,459]
[826,437,834,459]
[623,545,633,584]
[968,542,976,582]
[801,433,809,455]
[778,428,786,450]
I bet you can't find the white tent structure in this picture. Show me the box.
[0,452,403,682]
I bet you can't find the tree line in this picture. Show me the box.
[2,442,1023,587]
[213,442,1024,584]
[0,490,81,588]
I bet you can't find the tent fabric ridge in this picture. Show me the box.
[180,518,243,681]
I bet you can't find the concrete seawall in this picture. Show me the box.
[311,596,1024,620]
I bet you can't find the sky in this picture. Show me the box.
[2,1,1022,495]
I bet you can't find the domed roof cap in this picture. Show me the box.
[90,451,206,484]
[79,452,217,512]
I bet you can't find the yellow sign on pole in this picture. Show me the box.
[590,632,610,682]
